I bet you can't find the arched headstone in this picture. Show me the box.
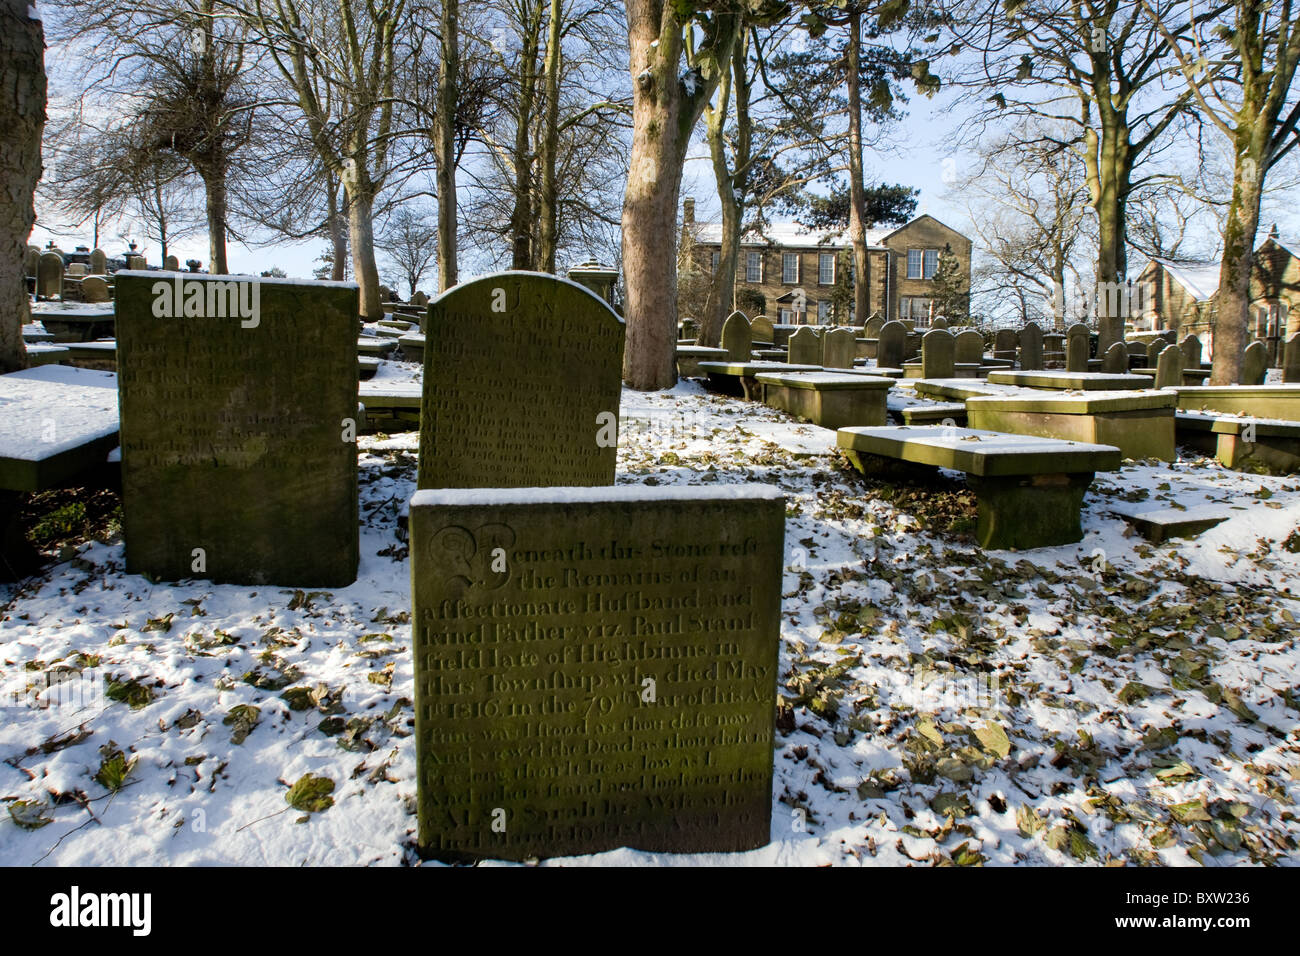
[37,252,63,299]
[1155,345,1183,389]
[877,321,907,369]
[1066,323,1090,372]
[1018,322,1044,370]
[930,315,949,330]
[954,329,983,365]
[81,275,111,303]
[25,246,40,277]
[1101,341,1128,374]
[1146,339,1168,368]
[721,311,752,361]
[750,315,774,345]
[128,255,147,270]
[164,254,180,271]
[89,249,107,275]
[787,326,822,366]
[1241,340,1268,385]
[822,327,856,369]
[863,315,884,339]
[1179,334,1202,371]
[921,328,955,379]
[412,290,429,307]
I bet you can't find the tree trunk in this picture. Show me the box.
[699,55,738,348]
[537,0,563,273]
[1085,115,1133,352]
[845,12,869,327]
[327,177,347,281]
[345,178,383,319]
[202,165,229,273]
[435,0,459,291]
[509,2,543,270]
[1211,138,1266,385]
[0,0,44,374]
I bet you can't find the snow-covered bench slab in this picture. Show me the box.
[675,344,728,377]
[966,389,1176,462]
[357,335,398,358]
[901,361,982,380]
[1171,384,1300,422]
[986,370,1152,391]
[911,378,1012,401]
[23,343,71,367]
[1106,502,1233,543]
[28,302,116,342]
[847,363,906,379]
[0,365,120,490]
[358,356,380,380]
[698,360,820,400]
[1176,410,1300,474]
[396,333,425,364]
[837,425,1122,549]
[900,402,967,426]
[61,340,118,370]
[755,371,892,430]
[358,382,422,432]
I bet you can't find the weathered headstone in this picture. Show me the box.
[114,272,360,585]
[1179,334,1202,371]
[877,320,907,369]
[127,255,147,270]
[1155,344,1183,389]
[863,315,884,339]
[36,253,63,299]
[788,326,822,366]
[1018,322,1044,371]
[921,328,955,379]
[750,315,774,345]
[929,315,949,330]
[81,276,110,303]
[378,284,395,302]
[65,262,87,277]
[410,484,784,861]
[1284,333,1300,383]
[954,329,983,365]
[721,311,752,361]
[412,290,429,307]
[1101,341,1128,374]
[994,328,1017,355]
[822,327,856,369]
[89,249,107,275]
[1146,339,1167,368]
[418,272,624,489]
[25,246,40,277]
[163,255,180,271]
[1066,323,1090,373]
[1241,340,1269,385]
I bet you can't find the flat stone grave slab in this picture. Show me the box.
[911,378,1017,401]
[397,333,425,363]
[837,425,1121,549]
[1106,503,1232,544]
[699,361,820,401]
[409,483,785,861]
[359,356,380,380]
[986,370,1152,391]
[900,402,967,426]
[60,340,117,371]
[115,272,360,586]
[1176,411,1300,474]
[1172,384,1300,422]
[418,271,624,489]
[675,345,728,377]
[847,363,905,379]
[29,302,116,342]
[358,382,422,432]
[965,390,1176,461]
[755,371,892,430]
[358,336,398,357]
[24,344,71,367]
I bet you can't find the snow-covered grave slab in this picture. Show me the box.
[1106,502,1233,543]
[1171,383,1300,421]
[0,365,120,490]
[965,389,1177,462]
[986,369,1153,391]
[837,425,1122,549]
[698,360,821,400]
[755,371,893,430]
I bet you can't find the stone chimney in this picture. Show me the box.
[683,197,695,225]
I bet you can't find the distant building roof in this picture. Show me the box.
[1137,257,1223,302]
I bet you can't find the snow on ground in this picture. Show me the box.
[1,370,1298,866]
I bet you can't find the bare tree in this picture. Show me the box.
[378,204,439,297]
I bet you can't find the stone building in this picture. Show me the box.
[680,198,972,326]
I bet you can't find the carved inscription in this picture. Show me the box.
[411,488,785,861]
[417,273,625,489]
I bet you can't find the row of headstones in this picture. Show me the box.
[107,271,777,861]
[28,247,155,302]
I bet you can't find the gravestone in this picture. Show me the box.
[114,272,360,586]
[787,326,822,366]
[81,276,110,303]
[994,329,1017,355]
[1180,334,1202,371]
[412,291,429,307]
[721,311,752,361]
[822,327,856,369]
[1018,322,1044,371]
[863,315,884,339]
[1066,323,1090,372]
[128,255,147,270]
[929,315,949,330]
[410,484,785,862]
[1155,344,1183,389]
[877,320,907,369]
[1146,339,1167,368]
[25,247,40,277]
[89,249,107,275]
[1284,333,1300,383]
[418,272,624,489]
[1101,341,1128,374]
[66,263,87,277]
[750,315,774,345]
[1241,340,1269,385]
[954,329,983,365]
[36,253,63,299]
[921,328,955,379]
[164,255,180,271]
[379,285,395,302]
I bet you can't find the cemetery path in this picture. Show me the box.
[1,378,1298,866]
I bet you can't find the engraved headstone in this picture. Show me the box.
[921,328,955,379]
[81,275,110,303]
[1284,333,1300,383]
[1155,344,1183,389]
[37,252,63,299]
[1241,340,1268,385]
[1066,323,1090,372]
[994,328,1017,355]
[418,272,624,489]
[114,272,360,585]
[722,311,752,361]
[1018,322,1043,370]
[164,254,180,271]
[1179,334,1202,371]
[89,249,107,275]
[821,327,856,369]
[750,315,774,345]
[1101,341,1128,374]
[954,329,983,365]
[787,326,822,366]
[410,484,785,861]
[25,246,40,277]
[863,315,884,339]
[877,320,906,369]
[1146,339,1167,368]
